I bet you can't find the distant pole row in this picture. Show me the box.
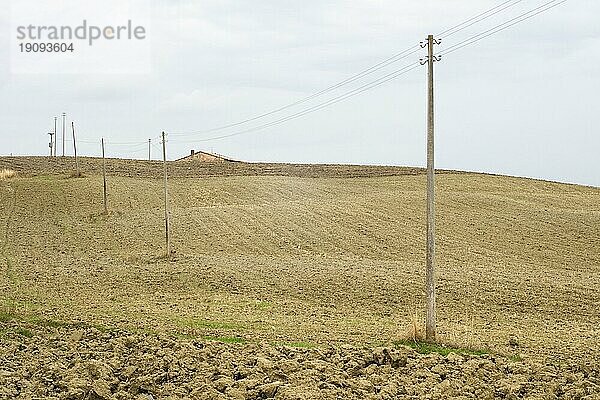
[98,132,171,259]
[69,34,438,337]
[46,112,70,158]
[51,31,439,337]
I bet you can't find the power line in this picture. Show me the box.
[65,136,159,147]
[439,0,567,57]
[169,0,529,137]
[103,140,155,146]
[168,46,421,136]
[53,1,536,151]
[51,0,567,151]
[111,145,149,156]
[437,0,524,38]
[170,0,568,144]
[170,62,421,143]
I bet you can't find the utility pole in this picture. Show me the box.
[62,113,66,157]
[162,132,171,258]
[101,138,108,214]
[420,34,441,342]
[53,117,57,157]
[71,121,80,176]
[47,132,54,156]
[148,138,151,161]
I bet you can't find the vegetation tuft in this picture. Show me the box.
[13,327,33,338]
[187,319,243,331]
[0,168,16,180]
[68,171,85,179]
[204,335,246,344]
[394,339,489,357]
[509,354,523,362]
[29,317,69,329]
[275,341,315,349]
[0,311,17,323]
[172,332,196,340]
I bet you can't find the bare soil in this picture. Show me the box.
[0,156,433,179]
[1,322,599,400]
[1,156,599,399]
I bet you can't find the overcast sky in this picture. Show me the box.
[0,0,598,186]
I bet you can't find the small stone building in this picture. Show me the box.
[176,149,236,162]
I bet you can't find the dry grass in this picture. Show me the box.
[68,170,85,179]
[0,168,16,180]
[403,308,424,343]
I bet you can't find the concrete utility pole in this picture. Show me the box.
[62,113,66,157]
[71,121,80,176]
[148,138,151,161]
[47,132,54,156]
[162,132,171,258]
[420,34,441,342]
[53,117,57,157]
[101,138,108,214]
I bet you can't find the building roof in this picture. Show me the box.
[175,149,238,162]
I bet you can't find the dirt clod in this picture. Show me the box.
[1,324,599,399]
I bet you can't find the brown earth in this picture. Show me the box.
[1,323,599,400]
[0,156,432,179]
[0,156,599,399]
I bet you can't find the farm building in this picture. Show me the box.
[176,149,237,162]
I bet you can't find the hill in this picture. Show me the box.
[1,156,599,398]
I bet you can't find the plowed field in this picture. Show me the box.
[1,157,599,399]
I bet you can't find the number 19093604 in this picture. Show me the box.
[19,42,74,52]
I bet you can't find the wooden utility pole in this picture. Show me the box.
[71,121,80,176]
[62,113,66,157]
[162,132,171,258]
[101,138,108,214]
[421,34,441,342]
[53,117,57,157]
[47,132,54,156]
[148,138,151,161]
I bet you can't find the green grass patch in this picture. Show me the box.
[33,175,54,182]
[14,327,33,338]
[185,319,244,331]
[172,332,197,340]
[128,327,159,337]
[252,300,272,310]
[0,311,17,323]
[394,339,489,357]
[1,311,112,334]
[509,354,523,362]
[28,316,68,328]
[274,341,315,349]
[0,326,34,338]
[204,335,246,344]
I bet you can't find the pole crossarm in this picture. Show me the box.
[420,38,442,65]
